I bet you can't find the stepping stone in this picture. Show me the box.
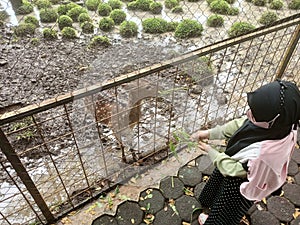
[91,214,118,225]
[159,176,184,199]
[292,149,300,164]
[288,159,299,176]
[267,196,295,222]
[250,210,280,225]
[139,188,165,214]
[153,205,182,225]
[295,172,300,184]
[196,155,215,175]
[115,200,144,225]
[175,195,201,222]
[177,165,202,187]
[291,216,300,225]
[194,182,206,200]
[283,183,300,206]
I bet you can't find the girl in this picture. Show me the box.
[191,80,300,225]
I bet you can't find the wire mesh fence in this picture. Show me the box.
[0,14,299,225]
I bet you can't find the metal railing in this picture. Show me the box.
[0,15,299,224]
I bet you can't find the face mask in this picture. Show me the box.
[246,109,280,129]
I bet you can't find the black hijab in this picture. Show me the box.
[225,80,300,157]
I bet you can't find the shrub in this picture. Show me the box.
[67,6,88,21]
[207,14,224,27]
[43,28,57,39]
[85,0,100,10]
[149,2,163,14]
[98,3,112,16]
[225,0,236,3]
[258,11,278,25]
[252,0,267,6]
[171,5,183,13]
[228,21,255,37]
[206,0,215,4]
[99,17,115,31]
[39,8,58,22]
[61,26,77,38]
[288,0,300,9]
[57,2,78,15]
[142,18,168,33]
[89,35,111,47]
[78,13,92,24]
[228,7,239,15]
[30,37,40,45]
[108,0,123,9]
[119,20,138,37]
[16,0,34,15]
[165,0,179,9]
[210,0,231,14]
[109,9,126,24]
[24,15,39,27]
[269,0,283,9]
[166,21,179,31]
[35,0,52,9]
[50,0,61,4]
[14,22,36,36]
[0,10,9,26]
[81,21,94,33]
[174,19,203,38]
[187,0,200,2]
[58,15,73,30]
[127,0,153,10]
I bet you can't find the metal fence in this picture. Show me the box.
[0,15,300,224]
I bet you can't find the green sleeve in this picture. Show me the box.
[209,116,247,140]
[207,149,247,177]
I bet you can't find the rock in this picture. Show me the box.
[115,200,144,225]
[138,188,165,214]
[292,149,300,164]
[194,182,206,200]
[250,210,280,225]
[91,214,118,225]
[177,165,202,187]
[196,155,215,175]
[175,195,201,222]
[295,173,300,185]
[288,159,299,176]
[153,205,182,225]
[291,216,300,225]
[159,176,184,199]
[283,183,300,206]
[267,196,295,222]
[0,60,8,66]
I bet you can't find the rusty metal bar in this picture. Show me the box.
[276,24,300,79]
[1,15,299,126]
[0,128,54,223]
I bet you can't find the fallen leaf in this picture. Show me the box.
[293,208,300,219]
[131,218,135,224]
[182,222,190,225]
[61,217,72,224]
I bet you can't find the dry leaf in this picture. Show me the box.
[293,208,300,219]
[182,222,191,225]
[131,218,135,224]
[61,217,72,224]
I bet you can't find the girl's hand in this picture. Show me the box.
[190,130,209,142]
[198,141,213,153]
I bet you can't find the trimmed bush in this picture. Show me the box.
[142,18,168,33]
[228,7,239,15]
[81,21,94,33]
[127,0,153,10]
[119,20,138,37]
[24,15,39,27]
[30,37,40,45]
[269,0,283,9]
[50,0,61,4]
[187,0,200,2]
[207,14,224,27]
[258,11,278,25]
[85,0,100,10]
[175,19,203,38]
[58,15,73,30]
[166,21,179,31]
[14,23,36,36]
[16,0,34,15]
[89,35,111,47]
[225,0,236,3]
[43,28,57,39]
[228,21,255,37]
[98,3,112,16]
[67,6,88,21]
[171,5,183,13]
[39,8,58,22]
[210,0,231,14]
[0,11,9,26]
[35,0,52,9]
[78,13,92,24]
[150,2,163,14]
[109,9,126,24]
[108,0,123,9]
[61,26,77,38]
[165,0,179,9]
[252,0,267,6]
[288,0,300,9]
[99,17,115,31]
[57,2,78,15]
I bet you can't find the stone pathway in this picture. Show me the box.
[91,148,300,225]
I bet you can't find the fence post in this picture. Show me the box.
[276,23,300,79]
[0,128,55,223]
